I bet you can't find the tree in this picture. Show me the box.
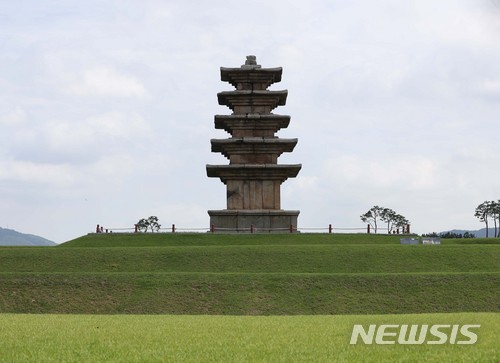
[361,206,409,234]
[380,208,397,234]
[360,206,384,234]
[136,218,149,232]
[496,200,500,238]
[489,201,500,238]
[136,216,161,233]
[380,208,409,234]
[474,201,490,238]
[393,214,410,234]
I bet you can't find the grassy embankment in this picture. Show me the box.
[0,233,498,314]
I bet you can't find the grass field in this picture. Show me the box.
[0,233,498,361]
[0,233,498,314]
[60,232,408,247]
[1,244,498,273]
[0,313,498,362]
[60,232,500,247]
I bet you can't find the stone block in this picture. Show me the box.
[208,209,300,233]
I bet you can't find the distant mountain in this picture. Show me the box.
[0,227,57,246]
[439,228,499,238]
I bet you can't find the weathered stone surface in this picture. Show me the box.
[211,137,298,164]
[214,114,290,138]
[206,164,301,182]
[217,90,287,114]
[220,67,281,89]
[208,210,299,232]
[223,180,281,210]
[207,56,301,232]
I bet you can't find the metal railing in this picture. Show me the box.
[93,223,411,235]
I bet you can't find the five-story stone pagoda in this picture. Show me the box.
[207,56,301,232]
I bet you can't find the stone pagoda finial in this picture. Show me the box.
[242,55,261,69]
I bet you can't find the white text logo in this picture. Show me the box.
[349,324,480,345]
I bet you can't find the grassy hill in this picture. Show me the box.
[0,233,498,314]
[61,232,408,247]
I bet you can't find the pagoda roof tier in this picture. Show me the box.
[214,114,290,136]
[206,164,301,183]
[211,137,298,159]
[220,67,282,89]
[218,90,287,113]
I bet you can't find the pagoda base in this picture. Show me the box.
[208,209,299,233]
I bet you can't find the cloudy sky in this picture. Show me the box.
[1,0,500,242]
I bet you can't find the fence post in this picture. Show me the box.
[211,224,215,233]
[250,224,254,234]
[172,224,176,233]
[367,224,371,234]
[328,224,332,234]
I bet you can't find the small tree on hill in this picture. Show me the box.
[393,214,410,234]
[360,206,385,233]
[474,201,491,238]
[361,206,409,234]
[490,201,500,238]
[136,218,149,232]
[136,216,161,233]
[380,208,395,233]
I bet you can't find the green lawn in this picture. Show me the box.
[0,313,497,362]
[60,232,500,247]
[1,272,498,314]
[59,232,415,247]
[0,233,498,361]
[0,244,498,273]
[0,234,498,314]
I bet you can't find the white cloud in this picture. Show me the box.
[1,0,499,242]
[5,111,152,166]
[324,154,440,191]
[477,78,500,96]
[0,160,75,186]
[0,108,27,125]
[69,67,146,97]
[46,111,150,148]
[414,0,500,49]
